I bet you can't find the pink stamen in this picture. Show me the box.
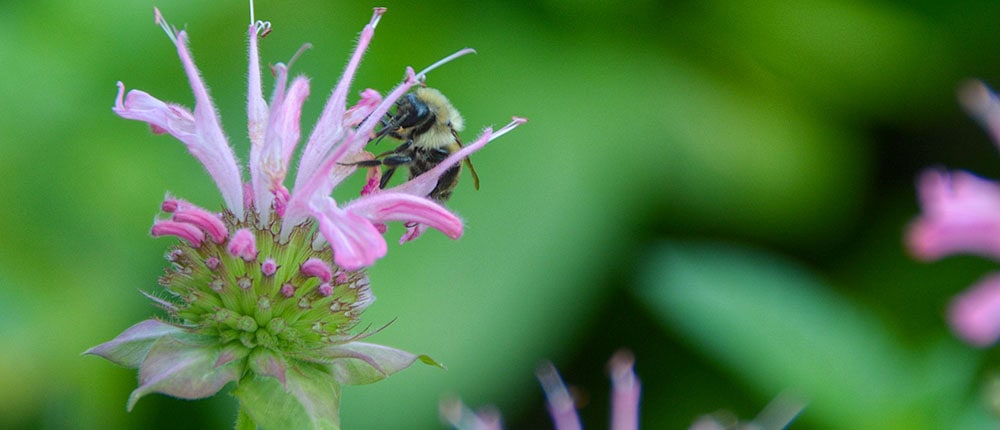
[300,258,332,282]
[280,283,296,298]
[205,256,221,270]
[151,220,205,247]
[227,228,258,261]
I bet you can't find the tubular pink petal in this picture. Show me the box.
[290,68,419,221]
[960,80,1000,151]
[536,362,583,430]
[247,22,268,218]
[172,29,245,218]
[399,223,428,244]
[346,192,463,240]
[256,76,311,221]
[161,195,196,213]
[949,273,1000,346]
[296,8,385,191]
[151,220,205,247]
[282,129,363,233]
[300,258,333,283]
[227,228,258,261]
[276,77,311,166]
[393,127,493,197]
[114,84,196,138]
[247,23,267,152]
[172,207,228,244]
[345,89,382,127]
[608,351,641,430]
[392,117,525,197]
[250,44,308,221]
[117,11,246,218]
[907,169,1000,261]
[286,69,422,227]
[311,198,387,271]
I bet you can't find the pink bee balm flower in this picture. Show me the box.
[908,80,1000,347]
[87,3,524,428]
[441,351,642,430]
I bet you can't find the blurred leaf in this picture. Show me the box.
[637,241,978,429]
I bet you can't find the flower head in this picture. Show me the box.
[908,80,1000,346]
[88,3,524,427]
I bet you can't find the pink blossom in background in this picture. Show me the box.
[908,80,1000,346]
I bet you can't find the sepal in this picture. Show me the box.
[127,333,243,411]
[84,319,182,368]
[322,341,444,385]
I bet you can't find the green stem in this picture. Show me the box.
[235,404,256,430]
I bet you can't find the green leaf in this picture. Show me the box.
[233,362,342,430]
[637,241,974,429]
[127,334,242,411]
[84,319,183,368]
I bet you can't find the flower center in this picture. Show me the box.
[158,211,372,355]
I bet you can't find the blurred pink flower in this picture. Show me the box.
[441,351,641,430]
[908,80,1000,346]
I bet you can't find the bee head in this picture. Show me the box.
[375,93,434,141]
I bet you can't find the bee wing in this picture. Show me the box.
[454,129,480,190]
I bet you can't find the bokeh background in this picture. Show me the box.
[6,0,1000,428]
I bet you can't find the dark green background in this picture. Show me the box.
[5,0,1000,428]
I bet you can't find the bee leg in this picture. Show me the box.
[343,159,384,167]
[380,167,397,189]
[377,155,412,189]
[427,147,450,162]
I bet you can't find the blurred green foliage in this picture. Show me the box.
[5,0,1000,428]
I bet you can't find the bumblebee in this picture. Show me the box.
[355,87,479,202]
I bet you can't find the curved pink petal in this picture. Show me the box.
[295,8,385,191]
[311,198,387,270]
[256,76,311,221]
[344,89,382,127]
[949,273,1000,347]
[247,23,267,151]
[959,80,1000,151]
[114,16,244,217]
[609,351,641,430]
[345,192,463,240]
[114,84,196,136]
[907,169,1000,261]
[391,117,526,198]
[172,30,245,218]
